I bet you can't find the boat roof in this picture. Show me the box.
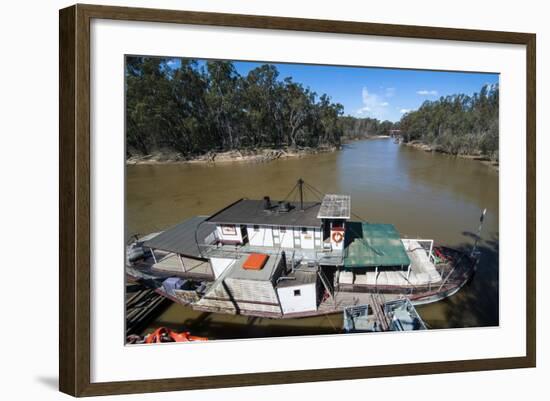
[344,222,411,268]
[142,216,215,258]
[276,270,318,288]
[206,199,322,228]
[226,253,283,281]
[317,194,351,219]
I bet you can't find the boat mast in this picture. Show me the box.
[298,178,304,210]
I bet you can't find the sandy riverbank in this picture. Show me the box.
[126,145,339,165]
[402,141,499,171]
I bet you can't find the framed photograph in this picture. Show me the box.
[59,4,536,397]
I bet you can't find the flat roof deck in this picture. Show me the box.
[276,270,317,288]
[225,253,282,281]
[317,194,351,219]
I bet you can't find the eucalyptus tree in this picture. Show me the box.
[398,83,499,159]
[242,64,285,147]
[316,94,344,146]
[126,57,174,155]
[204,61,244,150]
[282,78,315,148]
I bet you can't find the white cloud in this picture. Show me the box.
[355,87,389,117]
[384,87,396,97]
[416,90,438,96]
[400,108,411,114]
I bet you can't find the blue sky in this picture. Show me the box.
[165,58,499,122]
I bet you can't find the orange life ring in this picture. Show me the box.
[332,231,344,243]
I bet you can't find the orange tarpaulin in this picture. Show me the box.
[243,253,269,270]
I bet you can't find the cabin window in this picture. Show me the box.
[294,289,301,296]
[301,227,308,234]
[221,225,237,235]
[253,225,260,232]
[280,226,286,233]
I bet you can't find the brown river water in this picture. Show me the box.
[126,138,499,339]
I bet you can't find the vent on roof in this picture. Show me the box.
[263,196,271,210]
[278,201,291,213]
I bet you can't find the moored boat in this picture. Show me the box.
[126,179,478,326]
[342,298,427,333]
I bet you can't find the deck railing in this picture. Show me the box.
[401,238,435,262]
[198,241,344,264]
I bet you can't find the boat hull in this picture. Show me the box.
[126,244,477,320]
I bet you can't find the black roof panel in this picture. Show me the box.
[206,199,321,228]
[143,216,215,258]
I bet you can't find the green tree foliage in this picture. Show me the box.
[339,116,395,140]
[126,57,498,161]
[398,84,499,160]
[125,57,345,157]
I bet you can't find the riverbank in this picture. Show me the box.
[127,136,393,165]
[341,135,390,144]
[402,140,499,171]
[126,145,339,165]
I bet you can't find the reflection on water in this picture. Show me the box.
[126,138,499,337]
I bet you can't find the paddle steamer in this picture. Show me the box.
[126,179,478,329]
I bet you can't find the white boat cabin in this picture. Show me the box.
[276,270,319,314]
[206,194,351,252]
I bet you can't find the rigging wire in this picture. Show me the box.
[303,182,324,201]
[351,211,369,222]
[282,182,299,202]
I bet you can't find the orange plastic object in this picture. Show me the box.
[145,327,208,343]
[243,253,269,270]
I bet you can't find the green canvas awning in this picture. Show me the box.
[344,222,410,268]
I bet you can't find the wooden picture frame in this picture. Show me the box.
[59,3,536,397]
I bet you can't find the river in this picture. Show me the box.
[126,138,499,338]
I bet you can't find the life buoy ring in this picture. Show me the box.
[332,231,344,244]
